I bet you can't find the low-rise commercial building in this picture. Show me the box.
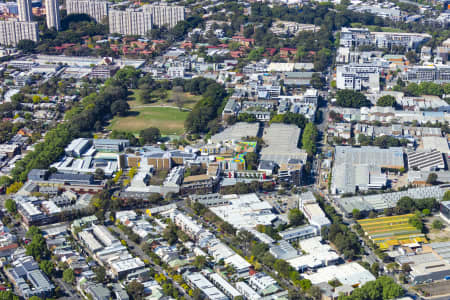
[278,225,318,242]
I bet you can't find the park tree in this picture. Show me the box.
[114,66,141,89]
[111,100,130,116]
[140,127,161,145]
[171,86,185,110]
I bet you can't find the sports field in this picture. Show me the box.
[109,106,188,135]
[358,214,427,250]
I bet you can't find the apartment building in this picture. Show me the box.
[403,65,450,83]
[143,4,185,28]
[66,0,109,23]
[336,64,380,92]
[109,8,153,36]
[340,27,430,50]
[45,0,60,31]
[0,20,39,46]
[17,0,32,21]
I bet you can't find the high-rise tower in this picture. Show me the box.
[45,0,60,31]
[17,0,33,22]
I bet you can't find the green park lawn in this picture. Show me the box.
[109,106,189,135]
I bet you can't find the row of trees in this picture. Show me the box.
[357,135,408,148]
[271,112,308,130]
[395,81,450,98]
[184,80,228,134]
[302,123,318,155]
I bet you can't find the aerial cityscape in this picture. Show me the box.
[0,0,449,299]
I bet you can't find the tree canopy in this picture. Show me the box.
[376,95,396,107]
[336,90,371,108]
[338,276,403,300]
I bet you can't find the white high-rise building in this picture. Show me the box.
[143,4,184,28]
[17,0,33,21]
[108,8,152,36]
[0,20,39,46]
[66,0,109,23]
[45,0,60,31]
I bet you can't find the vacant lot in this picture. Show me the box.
[109,106,188,135]
[416,281,450,298]
[424,215,450,242]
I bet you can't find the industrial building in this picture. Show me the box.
[278,225,318,242]
[407,149,445,171]
[303,262,376,287]
[269,240,299,260]
[441,201,450,223]
[331,146,404,194]
[408,171,450,185]
[210,122,260,143]
[110,257,145,279]
[287,237,340,272]
[299,191,331,230]
[338,186,445,216]
[396,244,450,284]
[209,193,278,229]
[260,123,308,166]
